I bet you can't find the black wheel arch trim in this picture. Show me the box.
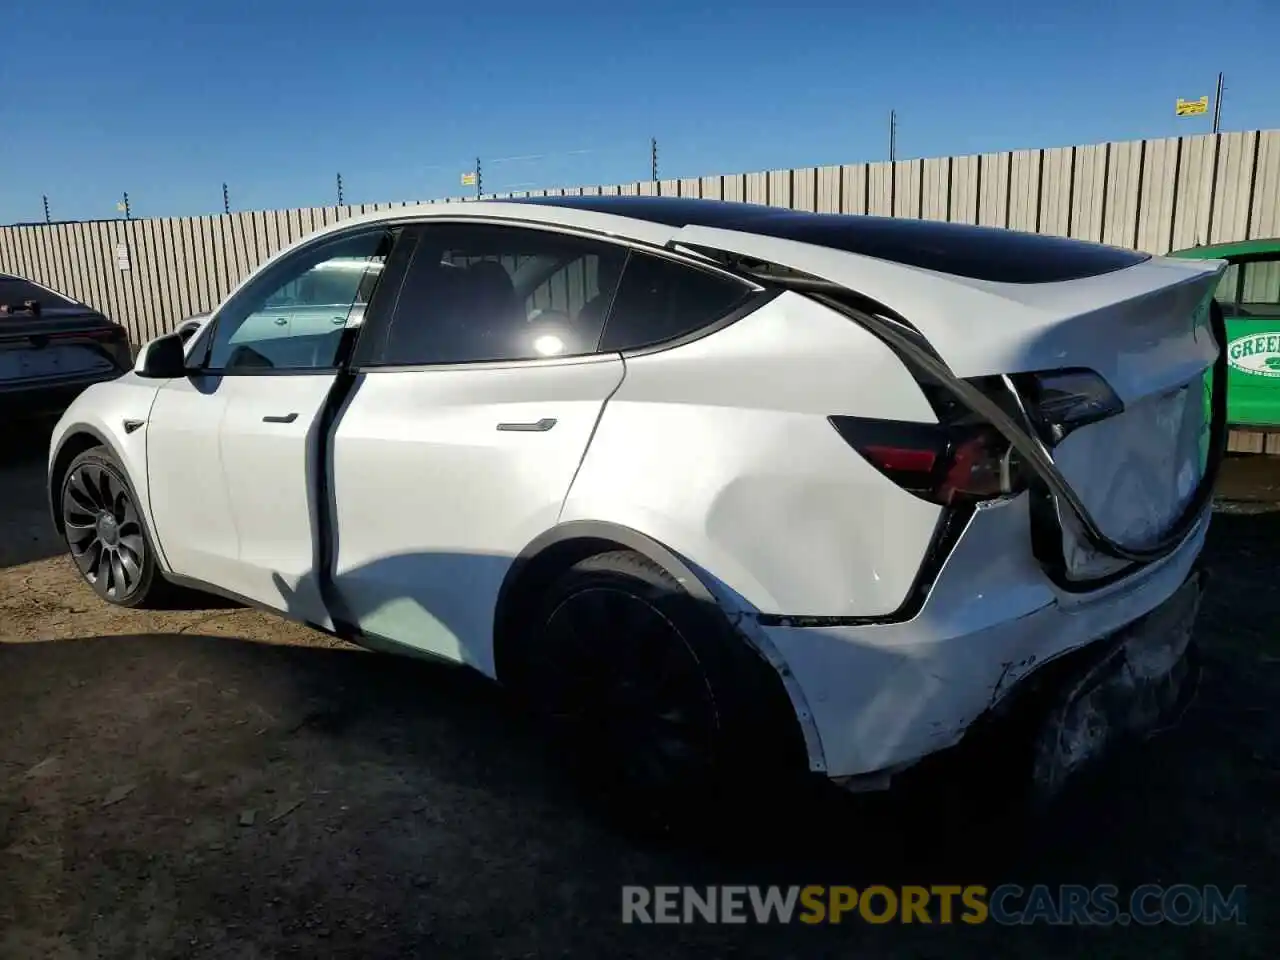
[497,520,719,614]
[48,424,171,573]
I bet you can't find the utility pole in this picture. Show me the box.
[476,157,482,199]
[650,137,658,181]
[1212,71,1224,134]
[42,195,50,224]
[122,191,131,220]
[889,110,898,162]
[222,182,230,214]
[336,172,344,206]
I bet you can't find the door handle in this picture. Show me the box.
[496,418,557,432]
[332,315,347,324]
[273,317,288,326]
[263,412,298,424]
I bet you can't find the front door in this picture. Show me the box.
[1219,254,1280,426]
[146,226,394,623]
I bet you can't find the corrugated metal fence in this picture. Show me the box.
[2,130,1278,349]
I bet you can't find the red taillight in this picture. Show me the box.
[45,326,123,342]
[830,416,1022,506]
[861,445,937,473]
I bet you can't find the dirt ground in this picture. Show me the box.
[2,420,1277,959]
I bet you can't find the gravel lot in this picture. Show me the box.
[2,419,1277,959]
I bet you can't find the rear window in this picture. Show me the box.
[0,277,76,309]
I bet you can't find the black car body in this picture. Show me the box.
[0,274,133,417]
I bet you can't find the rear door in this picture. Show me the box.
[1217,254,1280,427]
[330,221,629,675]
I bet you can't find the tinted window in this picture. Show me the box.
[375,225,627,365]
[599,252,750,352]
[0,277,77,310]
[205,229,390,372]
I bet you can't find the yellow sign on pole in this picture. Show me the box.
[460,171,477,186]
[1176,96,1209,117]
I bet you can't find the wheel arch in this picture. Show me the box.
[492,520,719,684]
[48,425,168,575]
[491,520,825,773]
[48,424,116,535]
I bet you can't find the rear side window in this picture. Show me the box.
[0,277,76,310]
[372,224,628,365]
[599,252,751,352]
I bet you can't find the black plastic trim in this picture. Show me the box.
[755,504,975,628]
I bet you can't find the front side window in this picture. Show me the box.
[373,225,628,366]
[204,229,390,372]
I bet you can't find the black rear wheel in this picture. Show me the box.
[513,550,805,828]
[61,448,170,608]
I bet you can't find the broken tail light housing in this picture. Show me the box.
[829,416,1024,506]
[1015,368,1123,444]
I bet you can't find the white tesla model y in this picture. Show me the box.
[48,197,1226,806]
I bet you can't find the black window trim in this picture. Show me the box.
[1223,252,1280,308]
[345,216,769,374]
[189,224,400,378]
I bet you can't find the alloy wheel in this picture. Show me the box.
[537,586,719,792]
[62,462,147,600]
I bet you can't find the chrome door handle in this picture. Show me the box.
[496,418,557,432]
[263,412,298,424]
[273,317,288,326]
[332,315,347,324]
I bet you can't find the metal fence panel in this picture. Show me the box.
[3,131,1276,348]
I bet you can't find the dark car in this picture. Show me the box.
[0,273,133,418]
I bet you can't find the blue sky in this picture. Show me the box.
[2,0,1277,223]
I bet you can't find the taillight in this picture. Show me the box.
[829,416,1024,506]
[1016,368,1123,443]
[45,325,124,343]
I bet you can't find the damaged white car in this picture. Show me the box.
[47,197,1224,808]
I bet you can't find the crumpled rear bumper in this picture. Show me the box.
[1025,566,1202,802]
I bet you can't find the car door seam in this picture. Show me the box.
[556,353,627,523]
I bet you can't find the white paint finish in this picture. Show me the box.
[217,374,337,624]
[144,374,335,621]
[144,377,237,584]
[48,373,165,559]
[330,356,625,675]
[562,294,943,618]
[760,496,1210,777]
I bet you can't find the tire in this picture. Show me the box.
[512,549,805,828]
[59,447,173,609]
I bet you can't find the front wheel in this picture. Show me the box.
[60,447,172,608]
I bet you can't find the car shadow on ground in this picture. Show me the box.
[2,491,1276,959]
[0,418,65,570]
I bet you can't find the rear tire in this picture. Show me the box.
[59,447,174,609]
[510,549,805,831]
